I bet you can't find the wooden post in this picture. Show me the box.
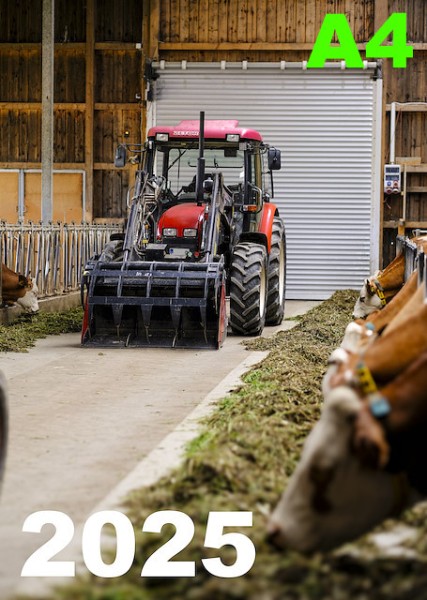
[41,0,54,224]
[149,0,160,62]
[141,0,160,141]
[375,0,389,267]
[141,0,150,141]
[85,0,95,222]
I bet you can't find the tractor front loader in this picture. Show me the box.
[81,112,286,349]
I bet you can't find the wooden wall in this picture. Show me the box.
[0,0,142,221]
[1,0,427,267]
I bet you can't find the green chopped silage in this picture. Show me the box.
[0,307,83,352]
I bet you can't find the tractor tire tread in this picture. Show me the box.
[266,217,286,325]
[229,242,267,336]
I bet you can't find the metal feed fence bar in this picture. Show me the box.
[0,223,121,298]
[396,235,419,282]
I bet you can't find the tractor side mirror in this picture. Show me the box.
[268,148,281,171]
[114,145,127,168]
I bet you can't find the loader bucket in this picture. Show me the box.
[81,260,227,349]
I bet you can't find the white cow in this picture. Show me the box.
[267,386,421,553]
[352,278,384,319]
[1,264,39,314]
[15,280,39,314]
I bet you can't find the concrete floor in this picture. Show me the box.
[0,300,319,599]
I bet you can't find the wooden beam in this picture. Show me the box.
[396,157,422,165]
[41,0,54,224]
[0,43,40,49]
[383,221,427,229]
[93,217,126,224]
[93,163,134,170]
[407,187,427,193]
[0,103,41,109]
[142,0,150,141]
[1,41,425,53]
[386,104,427,112]
[0,43,85,51]
[0,163,86,169]
[0,103,139,111]
[158,42,368,51]
[148,0,161,61]
[85,0,94,222]
[0,162,42,169]
[94,103,140,110]
[405,165,427,173]
[94,42,138,51]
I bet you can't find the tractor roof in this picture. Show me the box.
[147,120,263,142]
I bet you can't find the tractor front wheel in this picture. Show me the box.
[229,242,268,336]
[266,216,286,325]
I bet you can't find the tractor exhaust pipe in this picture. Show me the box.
[196,111,205,203]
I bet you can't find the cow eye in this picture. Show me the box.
[311,493,332,514]
[346,413,356,425]
[309,465,335,514]
[309,465,334,485]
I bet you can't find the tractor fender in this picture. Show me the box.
[239,231,268,250]
[258,203,278,253]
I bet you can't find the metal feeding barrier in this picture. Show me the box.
[421,250,426,302]
[396,234,427,305]
[396,235,420,282]
[0,222,122,299]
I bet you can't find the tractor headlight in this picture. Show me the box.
[156,133,169,142]
[226,134,240,142]
[183,228,198,238]
[163,228,177,237]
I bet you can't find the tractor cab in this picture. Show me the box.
[116,120,281,260]
[143,120,276,210]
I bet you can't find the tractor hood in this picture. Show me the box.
[157,203,206,238]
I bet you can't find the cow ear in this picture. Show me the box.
[352,406,389,469]
[365,279,374,296]
[18,274,28,288]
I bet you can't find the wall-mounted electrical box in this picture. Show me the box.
[384,164,401,195]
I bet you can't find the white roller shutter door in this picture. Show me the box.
[151,62,382,300]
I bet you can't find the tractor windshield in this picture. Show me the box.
[154,143,245,197]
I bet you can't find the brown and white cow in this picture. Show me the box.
[323,273,426,396]
[1,264,39,313]
[352,253,405,319]
[353,235,427,319]
[267,385,424,553]
[269,277,427,553]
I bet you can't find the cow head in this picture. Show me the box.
[267,386,415,553]
[16,277,39,314]
[352,279,383,319]
[322,324,376,396]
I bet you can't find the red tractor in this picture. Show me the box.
[81,113,286,349]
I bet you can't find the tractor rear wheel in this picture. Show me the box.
[229,242,268,336]
[266,216,286,325]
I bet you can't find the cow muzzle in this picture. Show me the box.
[266,521,287,550]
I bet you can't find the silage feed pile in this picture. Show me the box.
[19,292,427,600]
[0,307,83,352]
